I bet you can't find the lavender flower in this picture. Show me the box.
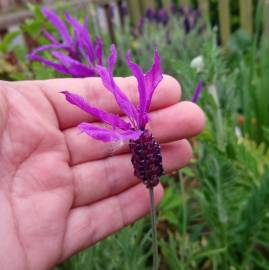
[178,6,203,33]
[145,8,155,21]
[171,4,179,15]
[29,7,103,77]
[155,8,169,26]
[62,45,164,187]
[118,0,128,16]
[144,5,204,33]
[145,8,169,26]
[192,81,203,103]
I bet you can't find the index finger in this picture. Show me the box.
[17,75,181,130]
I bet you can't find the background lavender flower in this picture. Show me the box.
[145,8,169,26]
[171,4,179,16]
[29,7,103,78]
[155,8,169,26]
[192,80,203,103]
[178,5,203,33]
[143,5,203,33]
[145,8,155,21]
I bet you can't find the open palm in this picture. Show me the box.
[0,76,204,270]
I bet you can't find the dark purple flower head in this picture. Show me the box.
[129,130,164,187]
[62,45,163,141]
[156,8,169,25]
[29,7,103,78]
[145,8,155,21]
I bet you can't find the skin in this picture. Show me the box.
[0,76,205,270]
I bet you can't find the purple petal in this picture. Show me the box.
[51,51,96,77]
[41,7,72,44]
[42,29,59,44]
[79,123,142,142]
[64,12,95,64]
[28,44,70,64]
[97,64,139,127]
[29,53,70,74]
[61,91,131,130]
[144,49,163,111]
[29,44,69,55]
[97,45,139,126]
[29,45,96,77]
[192,81,203,103]
[108,44,117,74]
[125,50,147,126]
[125,49,163,128]
[29,44,85,75]
[95,36,103,65]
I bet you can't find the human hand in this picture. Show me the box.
[0,76,205,270]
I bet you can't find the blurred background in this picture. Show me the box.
[1,0,269,269]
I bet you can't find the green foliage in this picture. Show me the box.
[227,1,269,148]
[233,170,269,266]
[60,220,152,270]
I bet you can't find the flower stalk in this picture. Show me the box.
[149,186,159,270]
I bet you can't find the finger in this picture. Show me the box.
[65,101,205,165]
[72,139,191,207]
[34,75,181,129]
[61,183,163,261]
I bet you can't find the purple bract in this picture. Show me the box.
[29,7,103,77]
[62,44,163,142]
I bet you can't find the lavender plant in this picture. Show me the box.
[29,7,103,77]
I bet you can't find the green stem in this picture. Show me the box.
[179,171,187,268]
[149,187,158,270]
